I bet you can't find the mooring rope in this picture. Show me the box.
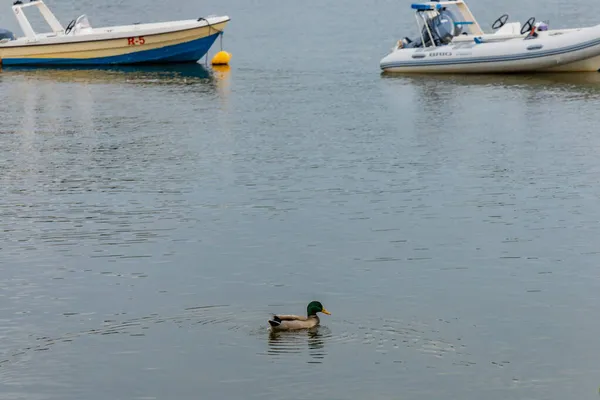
[197,16,225,65]
[197,17,224,37]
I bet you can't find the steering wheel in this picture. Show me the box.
[491,14,509,30]
[64,19,75,34]
[520,17,535,35]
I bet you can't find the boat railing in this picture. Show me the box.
[413,9,438,48]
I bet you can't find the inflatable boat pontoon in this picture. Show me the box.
[380,0,600,73]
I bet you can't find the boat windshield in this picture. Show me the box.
[75,14,91,29]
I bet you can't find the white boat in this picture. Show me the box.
[0,0,229,66]
[380,0,600,73]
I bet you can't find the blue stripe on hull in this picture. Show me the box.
[2,32,221,66]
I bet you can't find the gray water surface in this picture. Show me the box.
[2,0,600,399]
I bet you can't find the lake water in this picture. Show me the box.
[2,0,600,399]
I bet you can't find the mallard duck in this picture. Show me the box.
[268,301,331,331]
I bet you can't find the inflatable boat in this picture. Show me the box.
[379,0,600,73]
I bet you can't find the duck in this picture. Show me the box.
[268,301,331,331]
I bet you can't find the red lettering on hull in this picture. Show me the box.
[127,36,146,46]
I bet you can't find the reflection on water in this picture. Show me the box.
[382,70,600,138]
[211,64,232,112]
[0,63,221,86]
[0,62,232,142]
[211,64,231,80]
[267,327,328,363]
[381,71,600,92]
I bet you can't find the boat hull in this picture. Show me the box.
[0,21,228,65]
[542,54,600,72]
[380,26,600,74]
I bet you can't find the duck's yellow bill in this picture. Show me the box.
[321,308,331,315]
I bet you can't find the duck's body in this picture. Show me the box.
[268,301,330,332]
[268,314,321,331]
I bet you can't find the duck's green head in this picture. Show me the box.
[307,301,331,316]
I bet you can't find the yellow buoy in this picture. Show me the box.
[211,50,231,66]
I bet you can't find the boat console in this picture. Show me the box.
[398,0,542,49]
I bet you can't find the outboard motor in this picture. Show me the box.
[431,9,463,44]
[401,8,463,48]
[0,28,15,41]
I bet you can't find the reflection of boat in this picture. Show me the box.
[382,71,600,89]
[0,63,220,85]
[381,71,600,104]
[380,0,600,73]
[0,0,229,66]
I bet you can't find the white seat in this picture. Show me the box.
[494,22,521,35]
